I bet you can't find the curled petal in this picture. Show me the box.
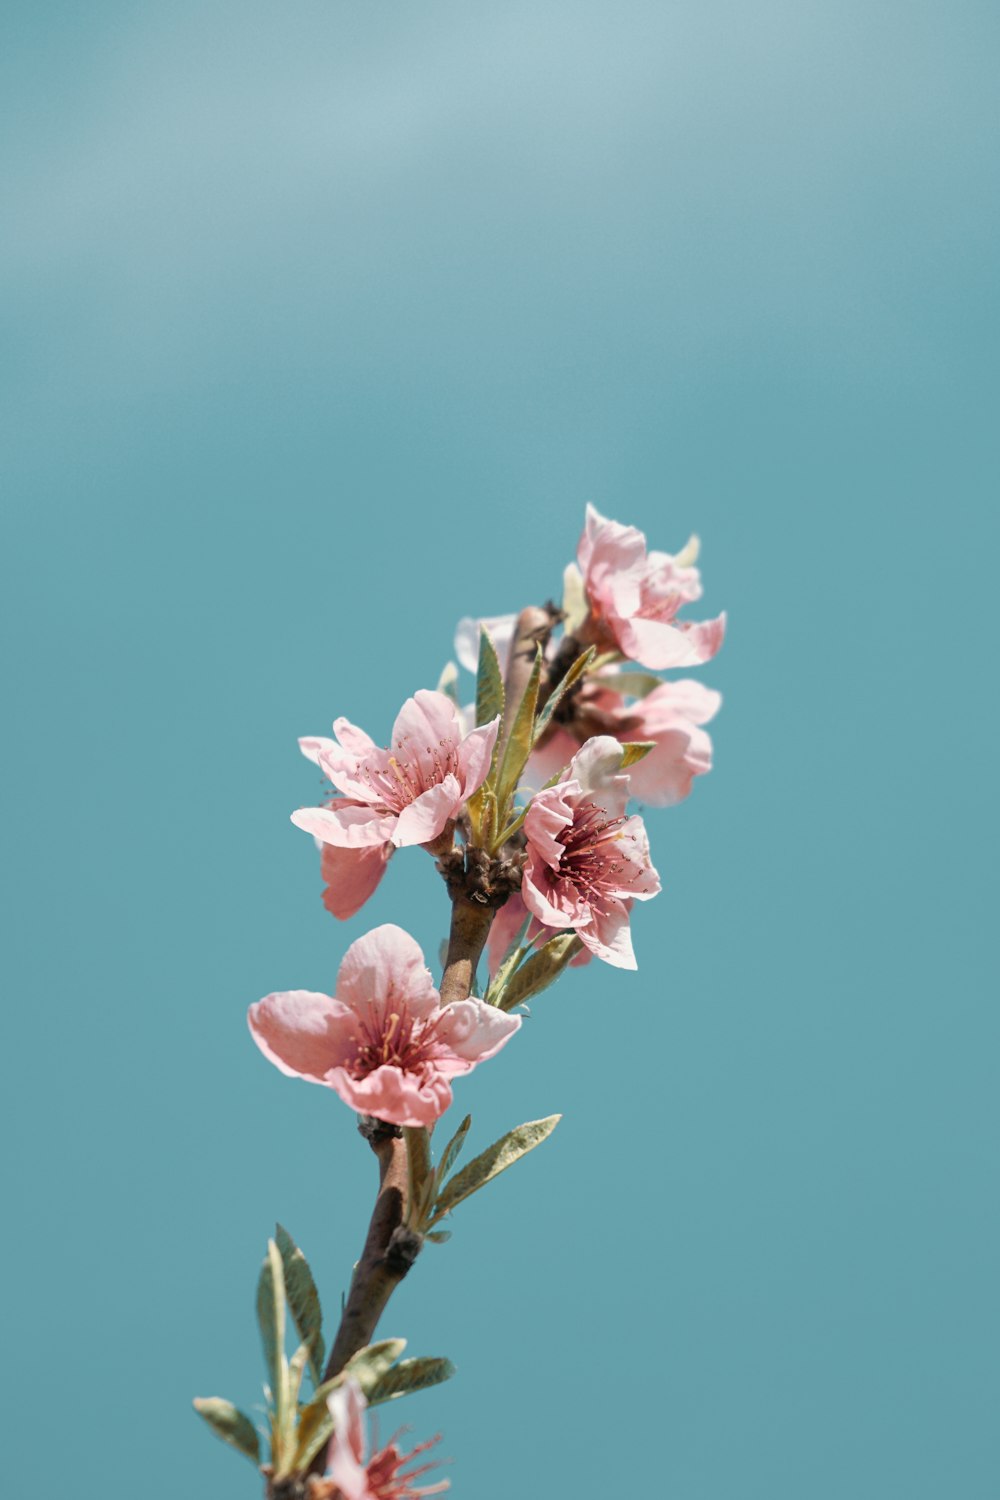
[392,774,462,847]
[327,1063,454,1127]
[434,998,521,1067]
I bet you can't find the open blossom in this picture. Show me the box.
[292,690,499,852]
[531,676,721,807]
[522,736,660,968]
[248,925,520,1127]
[572,503,726,670]
[323,1379,448,1500]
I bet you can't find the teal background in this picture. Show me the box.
[3,3,996,1496]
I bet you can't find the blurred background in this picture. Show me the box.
[2,2,997,1495]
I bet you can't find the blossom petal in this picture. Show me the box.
[456,717,500,798]
[435,998,521,1066]
[618,610,726,670]
[333,717,377,755]
[392,774,462,846]
[327,1062,453,1127]
[320,842,393,920]
[325,1380,369,1496]
[248,990,355,1082]
[567,735,630,811]
[579,899,637,969]
[335,924,439,1019]
[291,802,397,849]
[299,735,337,765]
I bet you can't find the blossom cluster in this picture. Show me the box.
[252,503,724,1132]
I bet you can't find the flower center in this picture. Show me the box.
[557,801,630,905]
[355,736,460,814]
[350,1002,444,1080]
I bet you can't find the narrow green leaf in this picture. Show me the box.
[345,1338,408,1391]
[532,647,596,744]
[293,1395,336,1472]
[495,645,542,813]
[368,1357,457,1405]
[193,1398,260,1465]
[494,934,582,1012]
[404,1126,434,1229]
[275,1224,325,1384]
[431,1115,561,1224]
[435,1115,472,1187]
[288,1342,310,1410]
[475,627,505,730]
[256,1239,286,1407]
[620,740,656,769]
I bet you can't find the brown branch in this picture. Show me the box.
[321,1131,411,1382]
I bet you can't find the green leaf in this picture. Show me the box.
[435,1114,472,1186]
[620,741,656,769]
[404,1126,434,1229]
[293,1394,336,1472]
[295,1339,410,1471]
[193,1399,261,1465]
[345,1338,408,1392]
[494,933,582,1012]
[532,647,596,744]
[475,627,505,730]
[597,669,663,700]
[494,645,542,814]
[275,1224,325,1384]
[368,1356,457,1405]
[256,1239,287,1407]
[431,1115,561,1224]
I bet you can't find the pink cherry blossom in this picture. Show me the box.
[530,676,721,807]
[485,891,593,979]
[573,503,726,670]
[522,736,660,969]
[292,691,499,853]
[248,925,520,1127]
[324,1379,448,1500]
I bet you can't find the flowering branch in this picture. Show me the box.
[195,505,726,1497]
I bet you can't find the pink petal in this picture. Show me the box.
[612,815,661,899]
[626,724,713,807]
[299,735,338,766]
[335,924,439,1019]
[248,990,355,1083]
[523,786,575,871]
[333,717,377,755]
[567,736,630,811]
[618,610,726,670]
[580,898,637,969]
[327,1062,453,1127]
[291,802,397,849]
[435,998,521,1067]
[320,842,393,920]
[456,717,500,798]
[325,1380,369,1495]
[391,689,463,766]
[525,727,577,791]
[522,857,592,929]
[392,774,463,847]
